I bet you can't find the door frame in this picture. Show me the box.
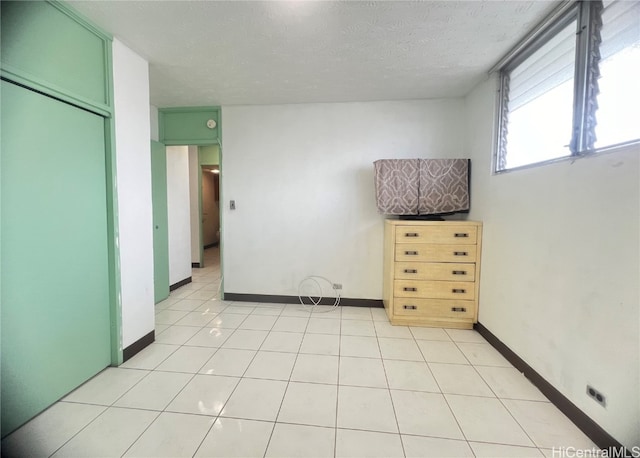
[104,46,123,366]
[163,143,222,282]
[157,107,222,291]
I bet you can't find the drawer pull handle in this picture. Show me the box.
[453,251,468,256]
[403,287,418,292]
[404,269,418,274]
[452,288,466,294]
[403,305,417,310]
[405,232,419,237]
[454,233,469,238]
[452,270,467,275]
[405,251,418,256]
[451,307,467,312]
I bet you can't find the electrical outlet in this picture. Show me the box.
[586,385,606,407]
[332,283,342,290]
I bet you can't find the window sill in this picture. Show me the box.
[493,139,640,175]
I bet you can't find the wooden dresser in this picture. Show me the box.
[382,220,482,329]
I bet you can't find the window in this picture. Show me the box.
[495,0,640,172]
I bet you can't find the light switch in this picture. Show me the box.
[230,200,236,210]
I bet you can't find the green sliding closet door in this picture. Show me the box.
[0,81,111,436]
[151,140,170,303]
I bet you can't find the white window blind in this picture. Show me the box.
[502,19,577,169]
[508,22,577,112]
[594,0,640,148]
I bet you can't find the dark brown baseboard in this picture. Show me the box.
[170,277,192,291]
[474,322,626,451]
[122,330,155,362]
[223,292,383,308]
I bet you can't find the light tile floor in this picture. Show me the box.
[2,247,597,457]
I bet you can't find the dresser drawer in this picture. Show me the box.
[396,225,477,245]
[395,262,475,282]
[394,298,475,319]
[394,280,475,300]
[395,244,477,263]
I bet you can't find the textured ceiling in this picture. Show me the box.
[68,0,561,107]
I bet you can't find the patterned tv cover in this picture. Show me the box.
[373,159,470,215]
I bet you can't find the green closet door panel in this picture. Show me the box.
[151,141,170,303]
[1,1,108,106]
[1,81,111,436]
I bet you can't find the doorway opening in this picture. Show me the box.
[157,143,222,302]
[201,165,220,251]
[188,144,221,270]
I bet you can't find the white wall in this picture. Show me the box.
[112,39,155,348]
[166,145,192,285]
[221,99,465,299]
[465,77,640,447]
[189,146,201,265]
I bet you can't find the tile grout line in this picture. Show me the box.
[417,329,474,451]
[333,308,343,458]
[262,307,312,458]
[45,405,109,457]
[118,410,163,458]
[446,330,540,450]
[179,259,227,457]
[374,317,407,458]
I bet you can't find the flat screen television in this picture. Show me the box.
[374,158,470,220]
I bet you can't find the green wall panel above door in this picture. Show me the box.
[159,107,220,145]
[199,145,220,165]
[0,1,111,113]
